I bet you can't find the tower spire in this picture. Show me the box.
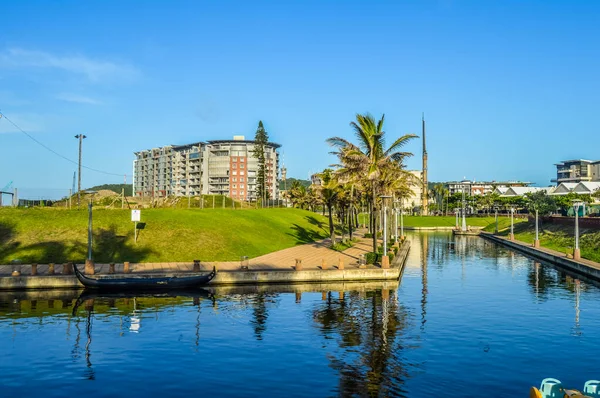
[422,113,428,215]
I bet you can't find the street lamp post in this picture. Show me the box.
[461,184,467,232]
[75,134,87,208]
[84,190,97,274]
[534,208,540,248]
[393,200,399,244]
[379,195,393,269]
[455,207,459,229]
[573,200,583,260]
[493,204,499,234]
[509,206,515,241]
[400,199,405,240]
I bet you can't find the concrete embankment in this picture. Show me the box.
[480,232,600,281]
[0,240,411,291]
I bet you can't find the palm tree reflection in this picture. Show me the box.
[313,290,413,397]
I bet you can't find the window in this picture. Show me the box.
[240,163,244,169]
[232,163,237,168]
[233,184,237,188]
[240,184,245,188]
[240,158,245,162]
[232,177,237,182]
[232,170,237,175]
[240,171,245,175]
[240,177,244,182]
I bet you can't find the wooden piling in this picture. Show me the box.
[295,259,303,271]
[321,259,327,270]
[193,260,200,272]
[109,263,115,274]
[48,263,55,275]
[124,261,131,273]
[31,263,38,276]
[338,257,344,270]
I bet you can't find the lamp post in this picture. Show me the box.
[493,204,499,234]
[400,198,405,239]
[380,195,392,255]
[84,190,97,274]
[573,200,583,260]
[380,195,392,268]
[393,200,400,244]
[461,183,467,232]
[455,207,460,229]
[509,206,515,241]
[75,134,87,208]
[534,208,540,248]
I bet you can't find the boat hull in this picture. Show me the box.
[74,264,217,290]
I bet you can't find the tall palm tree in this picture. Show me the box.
[328,113,416,253]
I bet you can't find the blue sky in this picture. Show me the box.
[1,0,599,198]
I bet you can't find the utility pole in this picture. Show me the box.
[75,134,87,208]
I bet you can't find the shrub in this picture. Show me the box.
[365,252,379,264]
[393,246,399,255]
[364,233,373,238]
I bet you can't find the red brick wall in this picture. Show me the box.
[541,216,600,228]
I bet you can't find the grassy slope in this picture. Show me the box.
[486,220,600,263]
[0,208,329,264]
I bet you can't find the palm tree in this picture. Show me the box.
[327,113,416,253]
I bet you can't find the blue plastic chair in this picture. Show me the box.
[584,380,600,397]
[540,378,563,398]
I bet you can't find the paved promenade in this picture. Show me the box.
[0,230,385,275]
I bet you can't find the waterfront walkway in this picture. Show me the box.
[0,230,385,275]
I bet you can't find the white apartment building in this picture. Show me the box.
[553,159,600,184]
[133,136,280,201]
[447,180,531,196]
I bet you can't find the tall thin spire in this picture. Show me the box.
[422,113,428,215]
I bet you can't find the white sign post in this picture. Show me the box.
[131,210,141,243]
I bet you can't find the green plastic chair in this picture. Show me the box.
[540,378,563,398]
[584,380,600,397]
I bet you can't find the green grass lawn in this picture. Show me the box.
[490,220,600,263]
[0,207,330,264]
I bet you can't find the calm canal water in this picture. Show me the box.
[1,233,599,397]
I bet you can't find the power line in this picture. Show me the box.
[0,110,131,177]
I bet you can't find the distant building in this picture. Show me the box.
[404,170,423,210]
[133,136,280,201]
[447,180,531,196]
[553,159,600,185]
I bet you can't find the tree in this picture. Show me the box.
[327,113,416,254]
[525,191,557,216]
[252,121,269,205]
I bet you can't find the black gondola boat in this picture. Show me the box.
[73,264,217,290]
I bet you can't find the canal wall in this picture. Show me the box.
[0,240,411,291]
[480,232,600,281]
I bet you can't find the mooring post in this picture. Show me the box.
[193,259,200,272]
[48,263,55,275]
[85,259,95,275]
[381,255,390,269]
[295,259,303,271]
[124,261,131,274]
[338,257,344,270]
[31,263,38,276]
[321,258,327,270]
[63,263,73,275]
[109,263,115,274]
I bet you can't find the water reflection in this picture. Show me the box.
[312,289,414,397]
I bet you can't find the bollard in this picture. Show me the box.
[338,257,344,270]
[63,262,73,275]
[124,261,131,274]
[109,263,115,274]
[321,259,327,270]
[295,259,303,271]
[85,259,95,275]
[31,263,38,276]
[381,255,390,269]
[48,263,55,275]
[193,259,201,272]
